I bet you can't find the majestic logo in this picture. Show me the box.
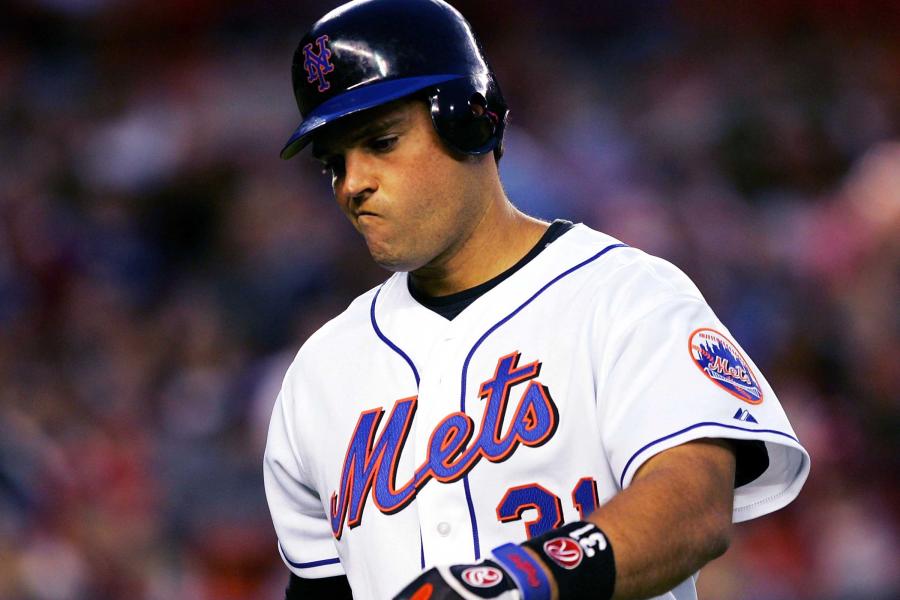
[461,566,504,588]
[329,352,559,539]
[543,537,584,569]
[733,408,758,423]
[689,328,762,404]
[303,35,335,92]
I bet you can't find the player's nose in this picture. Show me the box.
[340,148,378,206]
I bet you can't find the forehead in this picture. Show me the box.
[311,98,424,156]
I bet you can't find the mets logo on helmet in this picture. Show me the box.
[303,35,335,92]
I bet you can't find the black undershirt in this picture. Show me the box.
[408,219,575,320]
[285,572,352,599]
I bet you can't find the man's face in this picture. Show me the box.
[312,99,490,273]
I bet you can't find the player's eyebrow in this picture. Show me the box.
[312,113,409,160]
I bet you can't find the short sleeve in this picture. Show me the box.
[264,388,345,578]
[598,294,810,523]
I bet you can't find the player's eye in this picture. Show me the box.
[368,135,398,153]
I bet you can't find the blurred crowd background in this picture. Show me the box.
[1,0,898,598]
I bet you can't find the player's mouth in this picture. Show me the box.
[354,212,383,233]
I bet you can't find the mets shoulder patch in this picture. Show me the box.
[689,328,763,404]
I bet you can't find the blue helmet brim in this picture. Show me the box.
[280,74,464,159]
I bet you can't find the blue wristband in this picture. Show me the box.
[491,543,552,600]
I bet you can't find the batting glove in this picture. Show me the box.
[392,559,523,600]
[393,543,554,600]
[393,521,615,600]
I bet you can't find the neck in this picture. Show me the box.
[409,193,548,297]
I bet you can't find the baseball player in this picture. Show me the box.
[263,1,810,599]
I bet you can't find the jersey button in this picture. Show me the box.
[437,522,451,537]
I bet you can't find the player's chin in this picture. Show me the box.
[366,243,417,273]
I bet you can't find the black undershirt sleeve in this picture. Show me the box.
[285,573,353,600]
[731,439,769,487]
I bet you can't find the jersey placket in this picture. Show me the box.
[411,318,480,566]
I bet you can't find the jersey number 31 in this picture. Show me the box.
[496,477,599,538]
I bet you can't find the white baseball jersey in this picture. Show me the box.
[264,224,810,600]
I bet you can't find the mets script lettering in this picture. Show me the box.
[706,356,753,385]
[329,351,559,539]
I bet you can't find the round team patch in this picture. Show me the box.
[689,328,763,404]
[461,566,504,588]
[543,537,584,569]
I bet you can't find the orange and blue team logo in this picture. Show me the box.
[328,352,559,539]
[689,328,763,404]
[303,35,335,92]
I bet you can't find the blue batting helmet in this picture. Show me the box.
[280,0,508,159]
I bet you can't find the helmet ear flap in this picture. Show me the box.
[429,78,506,156]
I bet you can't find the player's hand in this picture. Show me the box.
[392,559,522,600]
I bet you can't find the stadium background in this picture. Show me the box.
[1,0,897,598]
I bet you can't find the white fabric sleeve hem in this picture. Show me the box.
[617,422,810,524]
